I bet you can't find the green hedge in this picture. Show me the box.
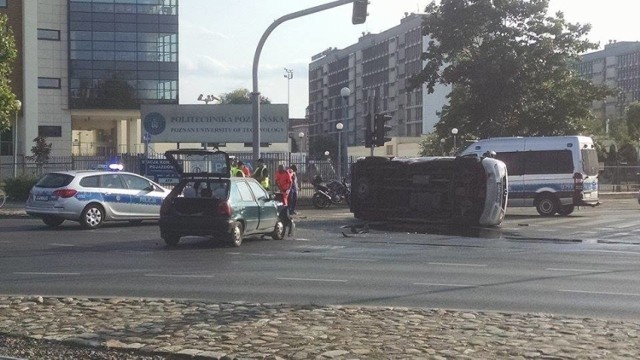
[3,176,39,201]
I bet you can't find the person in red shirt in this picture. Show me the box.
[238,161,251,177]
[275,164,292,207]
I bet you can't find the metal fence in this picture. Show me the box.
[0,153,359,199]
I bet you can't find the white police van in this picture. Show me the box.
[460,136,599,216]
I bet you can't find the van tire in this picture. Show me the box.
[557,204,575,216]
[535,194,558,216]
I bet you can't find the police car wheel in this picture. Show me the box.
[227,221,243,247]
[80,204,104,229]
[271,219,285,240]
[42,216,64,228]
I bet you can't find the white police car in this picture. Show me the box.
[25,170,169,229]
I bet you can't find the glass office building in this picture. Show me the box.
[68,0,178,109]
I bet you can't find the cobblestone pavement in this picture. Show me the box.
[1,297,639,359]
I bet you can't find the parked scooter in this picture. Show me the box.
[311,175,351,209]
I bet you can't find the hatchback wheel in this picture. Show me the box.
[80,204,104,229]
[163,234,180,247]
[42,215,64,228]
[271,219,285,240]
[227,221,243,247]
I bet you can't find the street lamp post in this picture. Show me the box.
[451,128,459,155]
[284,68,293,115]
[440,138,446,156]
[298,131,305,154]
[13,100,21,177]
[336,122,344,180]
[339,87,351,178]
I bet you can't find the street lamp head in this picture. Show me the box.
[14,99,21,110]
[324,151,330,156]
[451,128,458,135]
[340,87,351,98]
[440,138,446,144]
[298,132,305,139]
[336,122,344,131]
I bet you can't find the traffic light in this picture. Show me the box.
[352,0,368,25]
[364,112,373,148]
[374,113,392,146]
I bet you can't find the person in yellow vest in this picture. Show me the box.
[252,158,269,189]
[230,158,244,177]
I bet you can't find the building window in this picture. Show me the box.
[0,0,6,8]
[38,77,61,89]
[38,126,62,137]
[37,29,60,41]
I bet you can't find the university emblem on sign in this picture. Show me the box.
[143,112,166,135]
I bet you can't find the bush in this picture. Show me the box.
[3,175,38,201]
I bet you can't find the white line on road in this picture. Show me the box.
[559,289,640,297]
[545,268,606,273]
[14,272,81,276]
[144,274,216,279]
[49,243,76,247]
[277,277,348,283]
[581,250,640,255]
[226,252,274,257]
[323,257,377,262]
[428,262,488,267]
[414,283,475,287]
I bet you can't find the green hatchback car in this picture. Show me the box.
[159,150,285,247]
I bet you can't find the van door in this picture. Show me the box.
[523,150,574,207]
[494,152,525,207]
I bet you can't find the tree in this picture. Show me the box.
[409,0,614,140]
[626,101,640,140]
[26,136,52,175]
[218,88,271,105]
[0,14,19,132]
[418,133,445,156]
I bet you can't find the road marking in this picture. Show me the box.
[428,262,488,267]
[49,243,76,247]
[323,257,377,262]
[581,250,640,255]
[559,290,640,297]
[144,274,216,279]
[14,272,81,276]
[293,238,312,241]
[414,283,475,287]
[226,252,274,257]
[277,277,347,283]
[545,268,605,273]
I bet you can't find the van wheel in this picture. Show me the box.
[536,195,558,216]
[558,204,575,216]
[227,221,243,247]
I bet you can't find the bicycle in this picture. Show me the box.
[0,189,6,208]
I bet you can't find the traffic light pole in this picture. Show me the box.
[251,0,359,162]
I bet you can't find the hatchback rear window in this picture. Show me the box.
[35,173,74,188]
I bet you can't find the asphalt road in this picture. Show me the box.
[1,199,640,320]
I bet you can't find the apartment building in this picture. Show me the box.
[577,41,640,121]
[0,0,178,160]
[308,13,450,157]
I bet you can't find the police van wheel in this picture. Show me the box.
[536,195,558,217]
[80,204,105,229]
[557,204,575,216]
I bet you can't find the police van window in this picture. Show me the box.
[121,174,151,191]
[524,150,573,175]
[99,174,125,189]
[581,149,599,176]
[236,181,255,202]
[79,175,99,188]
[495,152,524,176]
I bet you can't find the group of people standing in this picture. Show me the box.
[229,158,299,215]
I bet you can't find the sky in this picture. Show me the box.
[178,0,636,119]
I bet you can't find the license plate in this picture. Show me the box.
[35,195,49,201]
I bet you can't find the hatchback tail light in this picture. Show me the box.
[217,200,232,217]
[52,189,77,198]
